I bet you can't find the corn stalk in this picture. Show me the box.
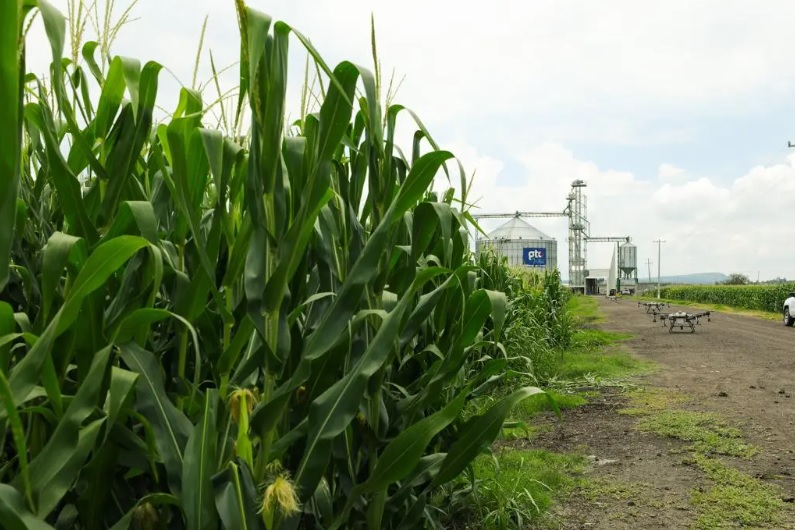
[0,1,560,528]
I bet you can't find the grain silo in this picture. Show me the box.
[618,243,637,278]
[476,216,558,272]
[618,242,638,292]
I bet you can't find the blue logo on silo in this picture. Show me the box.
[523,248,546,266]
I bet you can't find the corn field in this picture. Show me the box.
[0,1,573,528]
[659,284,795,313]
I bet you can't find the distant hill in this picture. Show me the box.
[645,272,728,285]
[560,272,729,285]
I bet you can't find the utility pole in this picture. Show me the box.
[646,259,653,285]
[653,239,666,299]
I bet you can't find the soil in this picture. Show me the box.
[529,298,795,529]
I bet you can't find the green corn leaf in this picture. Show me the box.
[260,60,361,315]
[37,0,107,183]
[93,56,127,140]
[36,0,65,75]
[119,342,192,497]
[103,367,138,445]
[0,302,15,372]
[260,22,289,195]
[483,290,507,342]
[410,202,442,261]
[217,317,255,376]
[431,386,548,487]
[366,490,387,530]
[99,60,162,223]
[293,266,448,500]
[103,201,159,244]
[166,117,232,325]
[0,0,24,292]
[251,151,454,436]
[361,388,468,493]
[0,485,56,530]
[395,495,428,530]
[182,390,219,530]
[24,345,113,517]
[40,353,62,418]
[221,217,253,289]
[316,61,359,161]
[24,101,98,242]
[212,461,260,530]
[399,274,456,348]
[121,56,142,119]
[59,235,150,334]
[39,232,85,326]
[81,41,103,82]
[240,7,273,126]
[112,308,201,400]
[0,365,33,511]
[107,494,181,530]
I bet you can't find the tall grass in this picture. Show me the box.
[0,2,569,528]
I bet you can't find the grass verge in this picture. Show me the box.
[464,450,587,530]
[463,295,655,528]
[567,295,603,324]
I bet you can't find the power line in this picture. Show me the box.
[653,239,666,299]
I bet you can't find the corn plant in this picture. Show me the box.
[477,252,572,385]
[659,284,795,313]
[0,1,553,528]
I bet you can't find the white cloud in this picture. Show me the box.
[25,0,795,142]
[658,163,688,184]
[21,0,795,280]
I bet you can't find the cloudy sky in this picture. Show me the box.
[26,0,795,280]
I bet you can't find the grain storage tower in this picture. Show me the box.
[476,216,558,272]
[619,242,638,291]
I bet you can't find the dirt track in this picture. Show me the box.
[535,298,795,529]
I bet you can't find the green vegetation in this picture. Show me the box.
[619,387,688,415]
[455,296,655,528]
[580,478,650,503]
[657,284,795,313]
[450,450,587,530]
[515,391,588,418]
[621,390,785,526]
[635,411,757,458]
[691,455,784,529]
[0,2,577,528]
[546,327,651,386]
[622,390,757,458]
[478,254,575,385]
[567,295,603,324]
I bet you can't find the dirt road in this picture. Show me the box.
[537,298,795,529]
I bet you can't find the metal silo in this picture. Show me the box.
[476,217,557,272]
[618,242,637,290]
[619,243,637,275]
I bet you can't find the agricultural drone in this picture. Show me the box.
[652,310,712,333]
[638,301,669,313]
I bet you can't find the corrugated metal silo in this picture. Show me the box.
[618,242,637,276]
[476,217,557,272]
